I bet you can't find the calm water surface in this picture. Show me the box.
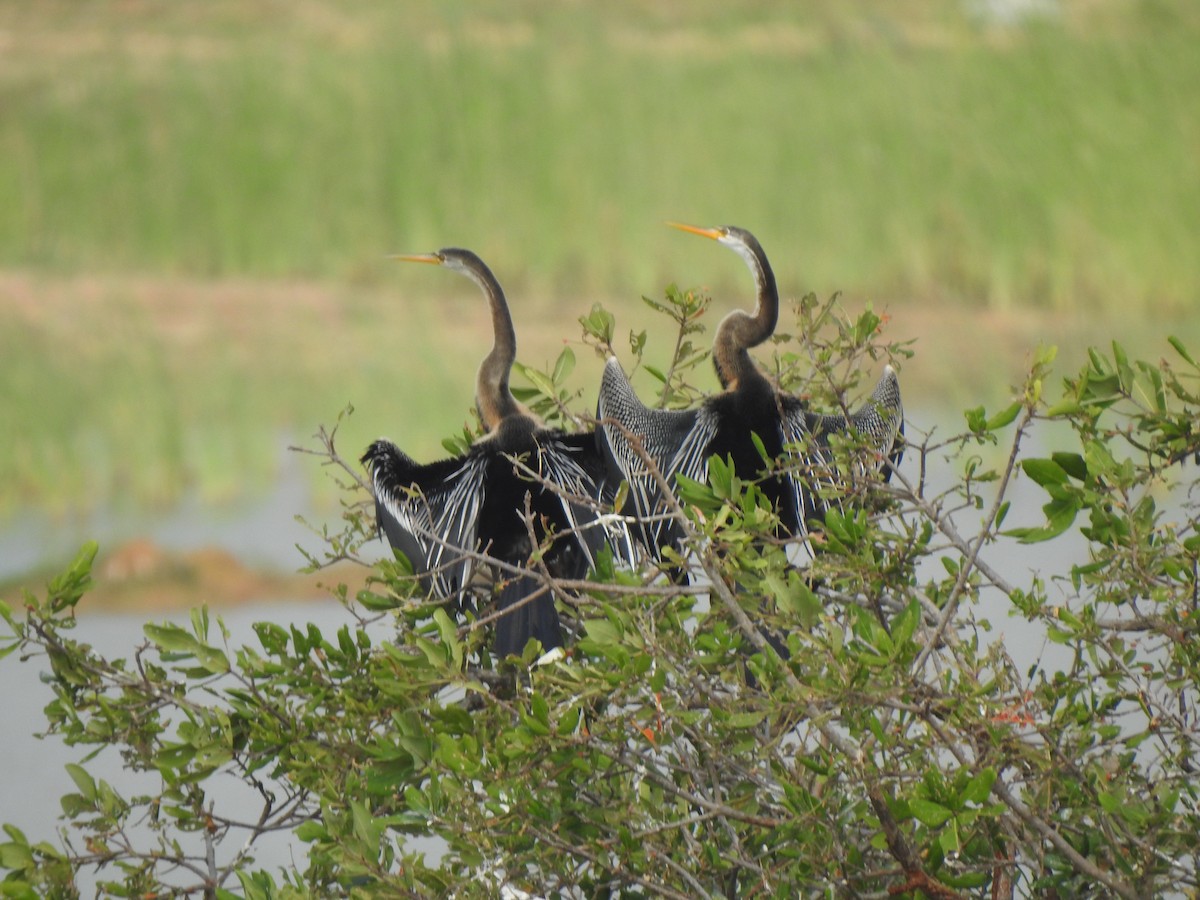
[2,603,373,887]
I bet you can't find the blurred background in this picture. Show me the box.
[1,0,1198,598]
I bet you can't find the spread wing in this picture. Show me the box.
[596,357,719,559]
[796,365,905,519]
[361,439,487,605]
[778,396,842,530]
[848,365,905,480]
[541,430,638,570]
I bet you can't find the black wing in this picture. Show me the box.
[595,357,719,560]
[548,430,638,569]
[776,394,842,537]
[361,439,487,606]
[798,365,905,518]
[809,366,904,476]
[848,365,905,479]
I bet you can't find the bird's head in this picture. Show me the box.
[391,246,526,429]
[392,247,487,277]
[392,248,501,299]
[667,222,764,273]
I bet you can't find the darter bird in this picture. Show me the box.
[363,248,632,657]
[595,223,904,567]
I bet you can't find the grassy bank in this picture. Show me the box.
[3,0,1198,516]
[1,1,1197,312]
[4,270,1196,516]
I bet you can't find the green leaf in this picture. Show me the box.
[414,636,446,667]
[190,606,210,642]
[1050,452,1088,480]
[611,480,629,516]
[1041,496,1081,539]
[194,643,231,675]
[1083,440,1118,477]
[579,304,615,345]
[1045,625,1073,644]
[643,364,667,384]
[798,754,830,776]
[518,363,557,399]
[964,406,986,434]
[521,710,551,737]
[1113,340,1133,391]
[770,573,821,629]
[725,711,767,729]
[985,401,1021,431]
[155,743,197,772]
[708,454,733,499]
[1021,458,1069,487]
[432,608,458,651]
[358,589,403,612]
[530,693,550,727]
[583,618,621,646]
[854,307,881,345]
[144,622,200,653]
[557,706,583,736]
[46,541,98,611]
[296,821,327,843]
[1033,343,1058,369]
[1044,398,1082,417]
[64,764,97,802]
[750,431,771,467]
[1138,361,1166,412]
[552,347,576,384]
[959,768,996,805]
[938,820,961,854]
[350,799,379,851]
[1168,335,1196,368]
[1054,605,1082,630]
[1097,790,1122,815]
[909,798,954,827]
[0,842,33,872]
[890,600,921,649]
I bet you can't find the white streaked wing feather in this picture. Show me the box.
[374,454,487,603]
[535,438,600,572]
[537,434,639,570]
[597,359,717,553]
[780,407,841,520]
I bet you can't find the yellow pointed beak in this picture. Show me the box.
[390,253,443,265]
[667,221,723,240]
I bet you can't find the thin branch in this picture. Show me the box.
[912,406,1034,673]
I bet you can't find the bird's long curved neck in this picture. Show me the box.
[713,243,778,390]
[472,266,523,429]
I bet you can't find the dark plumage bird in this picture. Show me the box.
[362,248,631,658]
[596,223,904,565]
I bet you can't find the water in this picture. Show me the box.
[0,441,343,582]
[1,602,366,888]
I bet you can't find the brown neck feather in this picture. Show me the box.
[712,246,778,390]
[468,261,537,431]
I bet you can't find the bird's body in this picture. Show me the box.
[362,248,627,657]
[597,224,904,565]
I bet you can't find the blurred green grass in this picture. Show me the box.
[3,0,1197,308]
[0,276,501,514]
[1,0,1198,516]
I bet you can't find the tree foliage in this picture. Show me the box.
[4,290,1200,898]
